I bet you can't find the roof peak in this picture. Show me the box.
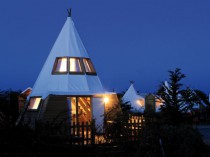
[130,80,135,84]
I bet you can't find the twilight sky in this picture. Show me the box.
[0,0,210,94]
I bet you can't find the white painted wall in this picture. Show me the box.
[92,97,104,133]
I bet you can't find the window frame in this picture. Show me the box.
[67,96,92,124]
[52,57,97,75]
[27,96,42,111]
[83,58,97,75]
[52,57,68,74]
[69,57,85,75]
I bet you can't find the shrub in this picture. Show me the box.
[160,125,206,157]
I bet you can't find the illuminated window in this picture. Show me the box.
[68,97,91,124]
[69,58,83,73]
[53,57,67,73]
[52,57,97,75]
[28,97,41,110]
[83,58,96,74]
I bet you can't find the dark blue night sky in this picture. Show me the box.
[0,0,210,94]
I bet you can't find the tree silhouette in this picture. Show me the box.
[157,68,209,125]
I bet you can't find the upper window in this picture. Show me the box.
[83,58,96,74]
[52,57,96,75]
[69,58,83,73]
[53,57,68,74]
[28,97,41,110]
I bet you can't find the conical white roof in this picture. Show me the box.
[122,83,145,112]
[30,17,104,98]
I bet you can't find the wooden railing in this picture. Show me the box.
[35,116,148,145]
[127,116,145,141]
[69,121,95,145]
[104,116,146,143]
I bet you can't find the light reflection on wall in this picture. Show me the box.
[136,99,144,107]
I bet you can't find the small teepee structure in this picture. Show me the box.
[122,82,145,113]
[122,82,163,113]
[18,10,118,133]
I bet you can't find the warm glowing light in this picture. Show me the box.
[156,99,163,107]
[56,58,67,72]
[70,58,76,71]
[28,97,41,110]
[136,99,144,106]
[84,59,91,72]
[104,97,109,103]
[60,58,67,71]
[83,59,96,73]
[70,58,82,72]
[71,98,76,114]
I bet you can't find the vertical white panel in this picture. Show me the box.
[92,97,104,133]
[209,93,210,102]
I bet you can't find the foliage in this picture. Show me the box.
[0,90,20,124]
[104,97,132,143]
[160,125,209,157]
[136,122,162,157]
[0,89,210,157]
[157,68,209,125]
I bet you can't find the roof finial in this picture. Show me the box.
[67,8,72,17]
[130,80,135,84]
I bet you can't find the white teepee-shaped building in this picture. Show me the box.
[122,83,163,113]
[19,11,118,132]
[122,83,145,113]
[30,14,104,98]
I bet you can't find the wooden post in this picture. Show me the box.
[85,122,89,144]
[82,122,85,146]
[77,122,80,140]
